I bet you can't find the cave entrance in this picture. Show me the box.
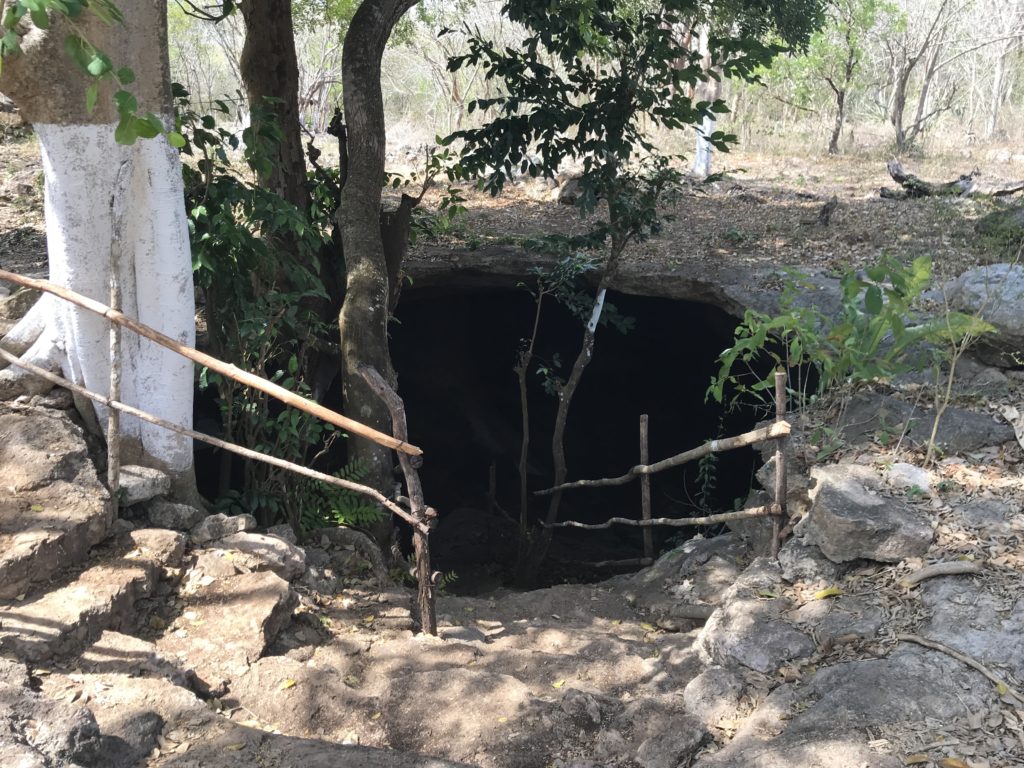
[390,285,766,590]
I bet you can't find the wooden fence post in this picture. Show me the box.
[640,414,653,562]
[772,369,788,558]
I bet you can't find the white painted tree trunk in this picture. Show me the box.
[1,124,195,473]
[692,115,715,178]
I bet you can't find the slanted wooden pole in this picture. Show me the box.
[357,363,436,636]
[640,414,653,562]
[772,369,788,558]
[0,269,421,457]
[0,347,430,535]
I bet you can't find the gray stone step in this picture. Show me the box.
[0,406,114,600]
[0,529,185,662]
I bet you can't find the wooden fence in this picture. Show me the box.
[0,269,439,634]
[538,371,791,558]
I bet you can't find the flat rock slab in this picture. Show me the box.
[150,726,475,768]
[0,529,183,662]
[215,531,306,581]
[0,407,112,599]
[230,654,377,740]
[0,560,154,662]
[797,464,933,563]
[156,571,297,694]
[697,647,991,768]
[919,578,1024,679]
[840,392,1015,452]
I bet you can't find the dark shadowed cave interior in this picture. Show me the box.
[389,286,769,587]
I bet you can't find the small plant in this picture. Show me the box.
[811,424,844,460]
[708,256,992,415]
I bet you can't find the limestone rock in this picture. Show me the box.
[190,512,257,545]
[796,464,933,563]
[945,263,1024,367]
[0,407,112,600]
[215,532,306,581]
[129,527,187,568]
[919,579,1024,679]
[191,549,241,580]
[267,522,298,544]
[118,465,171,506]
[560,688,602,729]
[697,647,989,768]
[634,717,707,768]
[884,461,931,492]
[839,391,1015,452]
[698,558,814,675]
[682,666,746,728]
[156,571,297,695]
[141,499,205,531]
[777,538,848,584]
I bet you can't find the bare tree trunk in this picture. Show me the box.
[239,0,308,214]
[339,0,419,541]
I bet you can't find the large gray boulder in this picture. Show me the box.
[796,464,933,563]
[946,263,1024,367]
[698,558,815,675]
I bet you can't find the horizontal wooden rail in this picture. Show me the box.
[536,420,790,495]
[0,347,429,535]
[0,269,421,457]
[542,503,780,530]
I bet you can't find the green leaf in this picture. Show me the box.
[864,285,883,315]
[116,66,134,84]
[29,8,48,28]
[63,34,93,73]
[114,116,136,145]
[167,130,186,148]
[113,90,137,115]
[85,81,99,114]
[86,51,112,77]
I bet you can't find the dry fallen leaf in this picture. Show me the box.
[552,679,565,689]
[278,678,297,691]
[903,754,930,765]
[812,586,844,600]
[938,758,970,768]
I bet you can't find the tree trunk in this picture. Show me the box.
[339,0,418,540]
[0,0,197,494]
[239,0,308,214]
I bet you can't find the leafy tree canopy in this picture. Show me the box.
[445,0,826,212]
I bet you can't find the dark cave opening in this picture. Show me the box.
[390,285,769,588]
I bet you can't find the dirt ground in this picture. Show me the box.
[3,132,1022,290]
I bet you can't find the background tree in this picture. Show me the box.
[445,0,824,578]
[0,0,197,493]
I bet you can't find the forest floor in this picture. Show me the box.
[4,132,1024,290]
[405,145,1024,283]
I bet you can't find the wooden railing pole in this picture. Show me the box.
[640,414,653,562]
[0,347,430,535]
[0,269,421,457]
[772,369,788,558]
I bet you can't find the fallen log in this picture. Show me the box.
[880,160,1024,199]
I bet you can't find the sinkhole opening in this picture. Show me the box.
[390,285,769,590]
